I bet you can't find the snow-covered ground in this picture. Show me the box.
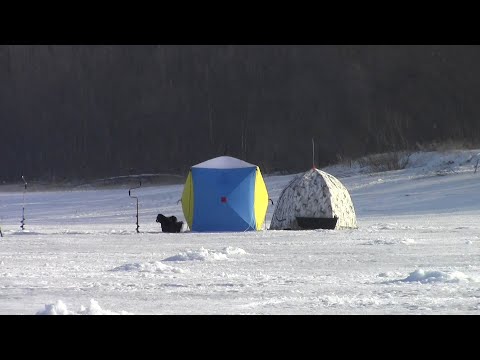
[1,150,480,314]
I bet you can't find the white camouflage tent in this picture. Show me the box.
[270,168,357,230]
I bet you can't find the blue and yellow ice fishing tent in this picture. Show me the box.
[181,156,269,232]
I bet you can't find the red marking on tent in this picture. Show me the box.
[221,196,227,203]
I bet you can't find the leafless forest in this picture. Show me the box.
[1,45,479,182]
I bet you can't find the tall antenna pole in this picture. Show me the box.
[312,138,316,169]
[21,176,27,230]
[129,179,142,233]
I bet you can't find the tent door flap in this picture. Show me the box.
[296,216,338,230]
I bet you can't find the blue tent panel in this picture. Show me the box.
[191,167,256,232]
[227,170,256,227]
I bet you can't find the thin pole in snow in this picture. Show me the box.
[312,138,316,169]
[129,179,142,233]
[264,198,274,231]
[21,176,27,231]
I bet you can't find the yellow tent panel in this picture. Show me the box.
[181,171,194,229]
[254,166,269,230]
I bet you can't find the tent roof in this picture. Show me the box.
[192,156,256,169]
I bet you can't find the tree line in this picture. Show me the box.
[1,45,479,182]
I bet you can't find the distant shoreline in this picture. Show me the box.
[0,174,186,193]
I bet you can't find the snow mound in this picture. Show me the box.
[323,149,480,179]
[363,237,415,246]
[320,294,384,307]
[401,269,477,284]
[369,223,414,231]
[110,230,129,235]
[407,150,480,174]
[36,300,73,315]
[363,239,397,246]
[36,299,132,315]
[9,230,42,236]
[378,271,403,278]
[163,247,247,262]
[111,261,184,273]
[223,246,247,255]
[60,230,89,235]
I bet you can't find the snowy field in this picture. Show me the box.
[1,150,480,314]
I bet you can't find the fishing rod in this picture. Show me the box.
[21,175,27,231]
[129,179,142,233]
